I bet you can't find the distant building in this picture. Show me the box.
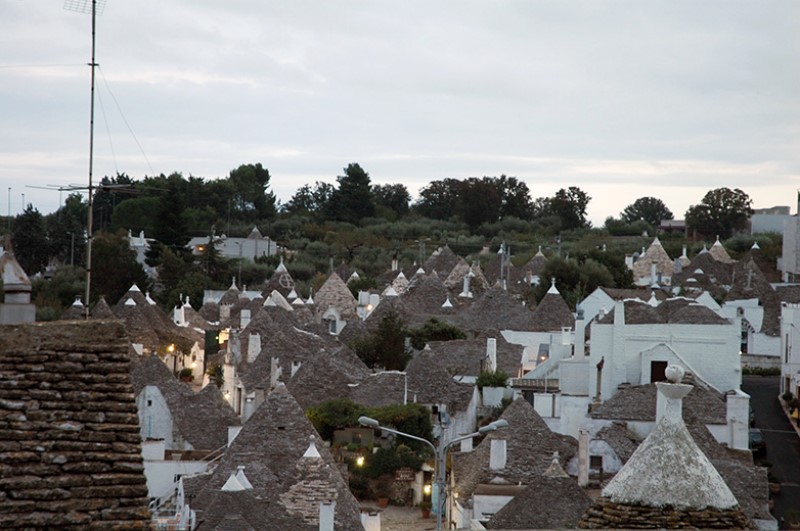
[750,205,791,235]
[188,226,277,261]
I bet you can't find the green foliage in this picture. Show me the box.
[604,217,652,237]
[327,163,375,224]
[408,318,467,350]
[476,370,510,389]
[373,183,411,219]
[363,446,424,479]
[110,196,160,234]
[228,163,277,221]
[11,205,48,275]
[306,399,433,453]
[206,365,224,388]
[533,255,614,309]
[351,310,411,370]
[685,187,753,239]
[620,196,673,226]
[348,276,378,298]
[91,229,150,304]
[546,186,591,230]
[306,398,365,440]
[32,265,85,314]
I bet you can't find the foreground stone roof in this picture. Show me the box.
[453,398,577,498]
[590,381,727,424]
[191,385,362,530]
[0,320,151,530]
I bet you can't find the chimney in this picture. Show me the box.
[173,303,186,326]
[574,306,586,357]
[613,300,625,326]
[674,258,682,275]
[247,333,261,364]
[0,239,35,324]
[486,338,497,372]
[460,273,473,298]
[656,365,690,423]
[361,510,381,531]
[489,439,507,470]
[269,357,280,388]
[319,501,335,531]
[682,244,688,259]
[240,308,251,329]
[242,394,255,422]
[391,252,398,272]
[578,429,589,487]
[460,437,473,452]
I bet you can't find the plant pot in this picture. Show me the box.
[421,508,431,519]
[377,498,389,508]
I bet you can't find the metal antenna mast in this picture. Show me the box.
[64,0,106,318]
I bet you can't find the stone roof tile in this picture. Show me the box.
[0,320,151,530]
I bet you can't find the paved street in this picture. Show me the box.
[742,376,800,527]
[361,502,437,531]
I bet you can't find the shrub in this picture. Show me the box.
[408,318,467,350]
[476,370,510,390]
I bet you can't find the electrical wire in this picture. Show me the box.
[97,65,155,175]
[95,85,119,175]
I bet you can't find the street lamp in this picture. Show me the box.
[358,416,509,530]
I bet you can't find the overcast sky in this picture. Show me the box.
[2,0,798,226]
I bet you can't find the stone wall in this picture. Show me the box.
[578,498,753,529]
[0,320,152,530]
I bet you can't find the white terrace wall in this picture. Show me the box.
[589,317,741,401]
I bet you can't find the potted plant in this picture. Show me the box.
[178,368,194,382]
[374,475,392,508]
[787,509,800,529]
[418,500,432,519]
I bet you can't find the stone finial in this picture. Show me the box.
[303,435,321,459]
[665,365,685,384]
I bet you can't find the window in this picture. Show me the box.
[147,399,152,407]
[589,455,603,470]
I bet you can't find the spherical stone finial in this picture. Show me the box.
[665,364,685,383]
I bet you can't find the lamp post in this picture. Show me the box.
[359,416,509,530]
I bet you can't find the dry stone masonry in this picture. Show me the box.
[0,320,151,530]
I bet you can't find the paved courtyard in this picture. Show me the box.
[361,502,438,531]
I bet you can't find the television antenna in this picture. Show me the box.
[64,0,107,318]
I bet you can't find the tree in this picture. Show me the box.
[494,175,534,220]
[548,187,591,230]
[350,310,410,370]
[373,183,411,219]
[283,181,335,217]
[91,229,150,304]
[415,179,463,220]
[408,318,467,350]
[228,163,277,221]
[327,163,375,224]
[685,188,753,239]
[146,175,190,266]
[45,193,87,266]
[621,197,674,227]
[457,178,502,230]
[534,256,614,309]
[11,205,48,274]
